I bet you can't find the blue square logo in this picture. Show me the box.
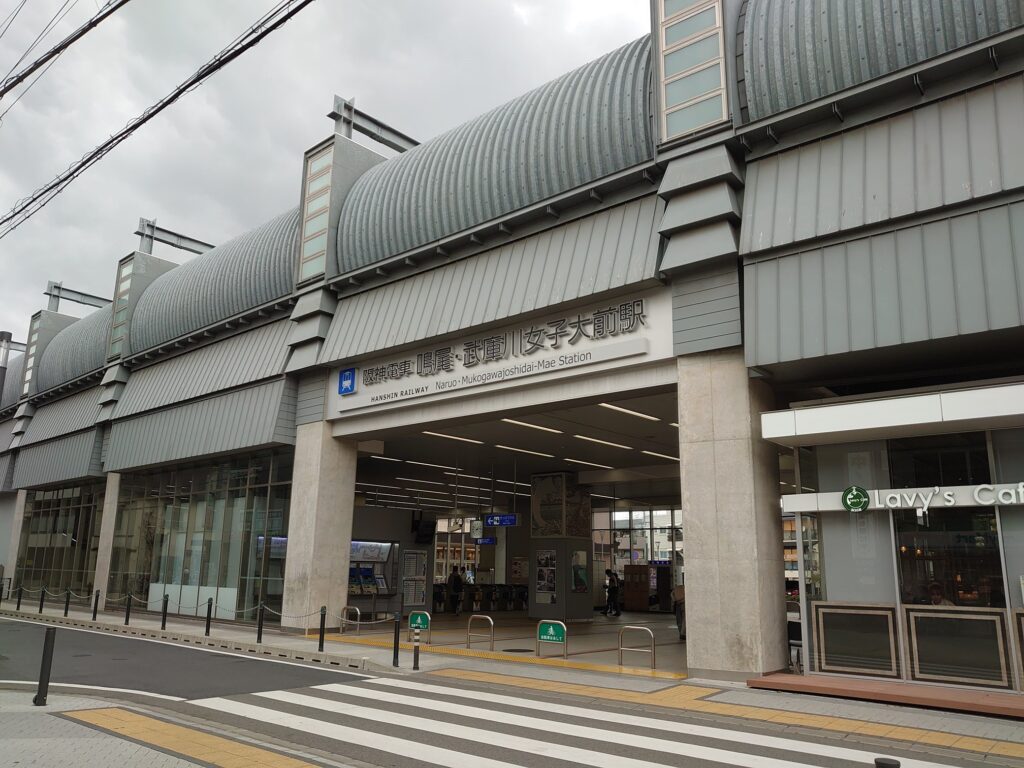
[339,368,357,396]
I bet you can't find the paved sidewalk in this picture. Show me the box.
[0,690,195,767]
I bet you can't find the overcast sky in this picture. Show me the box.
[0,0,650,341]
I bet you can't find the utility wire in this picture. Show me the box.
[0,0,31,45]
[0,0,317,241]
[1,0,124,99]
[0,46,60,123]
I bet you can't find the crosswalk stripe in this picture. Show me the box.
[360,678,951,768]
[255,688,828,768]
[188,697,526,768]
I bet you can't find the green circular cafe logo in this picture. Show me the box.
[842,485,870,512]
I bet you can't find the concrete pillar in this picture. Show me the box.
[281,422,357,631]
[92,472,120,611]
[4,489,27,587]
[677,348,786,681]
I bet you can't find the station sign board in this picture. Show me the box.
[408,612,430,630]
[537,621,566,644]
[484,513,519,527]
[476,537,496,545]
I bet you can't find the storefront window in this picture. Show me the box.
[888,433,990,489]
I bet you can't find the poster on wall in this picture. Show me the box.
[402,550,427,606]
[571,550,589,593]
[566,482,591,538]
[536,549,556,604]
[531,474,564,537]
[510,557,529,584]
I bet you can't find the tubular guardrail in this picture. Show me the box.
[340,605,361,635]
[618,625,656,669]
[466,614,494,651]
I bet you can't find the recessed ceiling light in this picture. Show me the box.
[444,471,492,481]
[395,477,444,486]
[407,460,461,471]
[355,482,401,489]
[370,455,402,462]
[446,483,491,492]
[642,450,678,461]
[669,422,679,428]
[419,502,455,509]
[494,490,531,498]
[495,479,531,488]
[565,458,613,469]
[496,444,554,458]
[501,418,563,434]
[422,430,484,445]
[590,493,619,499]
[573,434,631,450]
[369,492,410,499]
[405,488,450,496]
[599,403,659,421]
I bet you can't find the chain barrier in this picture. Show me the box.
[331,613,393,625]
[263,606,322,620]
[105,594,129,604]
[19,587,43,594]
[43,589,65,597]
[68,591,93,600]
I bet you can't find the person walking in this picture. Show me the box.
[447,565,464,616]
[603,569,621,617]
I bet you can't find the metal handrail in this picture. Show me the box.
[618,625,656,669]
[340,605,361,635]
[406,610,431,644]
[535,620,568,660]
[466,614,494,651]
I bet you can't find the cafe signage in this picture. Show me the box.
[816,483,1024,514]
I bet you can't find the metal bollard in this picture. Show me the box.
[38,587,45,614]
[413,627,420,671]
[256,602,265,644]
[392,611,400,668]
[124,593,132,626]
[204,597,213,637]
[874,760,900,768]
[92,590,99,621]
[63,589,70,618]
[33,626,56,706]
[318,606,326,653]
[16,585,22,611]
[161,594,168,630]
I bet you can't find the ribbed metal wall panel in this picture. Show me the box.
[0,418,12,452]
[321,195,664,364]
[105,379,293,472]
[0,451,13,491]
[35,305,111,392]
[742,0,1024,121]
[336,36,653,272]
[130,209,299,354]
[1,354,23,411]
[114,320,290,419]
[21,387,100,446]
[744,200,1024,366]
[741,75,1024,255]
[672,263,742,355]
[274,378,297,444]
[11,430,101,489]
[295,370,327,426]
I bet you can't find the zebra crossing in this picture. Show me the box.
[187,677,972,768]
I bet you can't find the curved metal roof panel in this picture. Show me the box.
[35,305,111,392]
[742,0,1024,121]
[336,35,654,273]
[130,208,299,353]
[1,353,23,410]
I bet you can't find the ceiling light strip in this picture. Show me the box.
[598,403,659,421]
[501,418,563,434]
[573,434,632,450]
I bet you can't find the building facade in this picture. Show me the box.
[2,0,1024,696]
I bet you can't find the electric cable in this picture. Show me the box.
[0,0,31,45]
[0,0,317,241]
[1,0,78,84]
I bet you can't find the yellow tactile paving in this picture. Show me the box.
[65,708,317,768]
[430,668,1024,760]
[324,633,687,679]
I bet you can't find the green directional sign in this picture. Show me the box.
[842,485,870,513]
[537,621,565,644]
[408,612,430,630]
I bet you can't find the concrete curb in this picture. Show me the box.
[0,608,399,675]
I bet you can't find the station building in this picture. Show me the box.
[2,0,1024,697]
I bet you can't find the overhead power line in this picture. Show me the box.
[0,0,317,242]
[1,0,126,101]
[0,0,31,46]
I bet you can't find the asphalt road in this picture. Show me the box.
[0,617,363,698]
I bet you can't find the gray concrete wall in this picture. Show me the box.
[91,472,120,610]
[0,491,15,584]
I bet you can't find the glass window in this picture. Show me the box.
[665,93,724,136]
[118,277,131,294]
[665,62,721,108]
[300,254,326,280]
[303,210,329,237]
[113,308,129,324]
[888,433,990,489]
[305,189,330,216]
[812,441,890,492]
[302,232,328,259]
[307,151,333,177]
[665,6,715,46]
[663,0,697,19]
[307,172,332,195]
[664,33,718,78]
[108,338,122,356]
[119,260,134,276]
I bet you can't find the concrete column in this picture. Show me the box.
[281,422,357,631]
[4,490,27,586]
[92,472,120,611]
[677,348,787,681]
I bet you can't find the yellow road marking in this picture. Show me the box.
[430,669,1024,760]
[65,708,318,767]
[324,634,686,679]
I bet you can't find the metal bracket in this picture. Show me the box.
[989,46,999,70]
[44,281,111,312]
[135,218,214,255]
[832,102,844,122]
[913,73,926,96]
[329,95,419,153]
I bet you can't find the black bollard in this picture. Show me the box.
[63,589,70,618]
[124,593,132,626]
[318,606,326,653]
[874,760,900,768]
[33,626,56,706]
[256,602,265,644]
[161,594,168,631]
[38,587,45,614]
[392,611,400,668]
[413,627,420,671]
[91,590,99,621]
[16,585,23,611]
[205,597,213,637]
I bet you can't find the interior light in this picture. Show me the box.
[372,492,411,499]
[404,488,451,496]
[591,493,619,499]
[642,450,678,461]
[408,460,461,471]
[495,444,554,458]
[573,434,631,450]
[395,477,444,486]
[669,422,679,428]
[370,455,402,462]
[494,478,531,488]
[443,471,492,481]
[599,403,659,421]
[501,418,563,434]
[565,458,613,469]
[422,430,484,445]
[355,482,402,490]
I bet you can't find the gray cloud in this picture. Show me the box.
[0,0,649,339]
